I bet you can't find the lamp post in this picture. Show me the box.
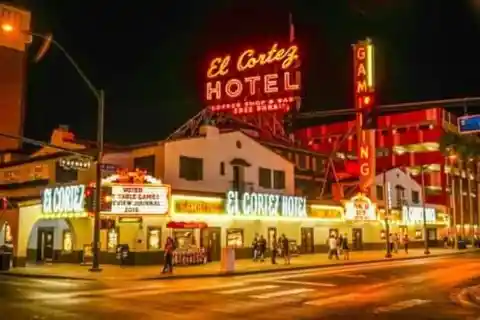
[420,165,430,255]
[2,24,105,272]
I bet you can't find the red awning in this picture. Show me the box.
[167,221,208,229]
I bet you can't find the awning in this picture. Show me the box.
[167,221,208,229]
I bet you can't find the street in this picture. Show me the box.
[1,254,480,319]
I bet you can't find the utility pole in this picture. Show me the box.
[420,166,430,255]
[383,170,392,258]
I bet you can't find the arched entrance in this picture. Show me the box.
[27,218,73,263]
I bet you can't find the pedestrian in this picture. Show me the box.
[281,234,290,265]
[403,234,409,254]
[337,234,343,257]
[271,234,278,264]
[258,235,267,262]
[394,233,399,253]
[443,235,449,249]
[388,233,394,253]
[328,235,339,260]
[252,234,259,262]
[341,233,350,260]
[162,236,175,274]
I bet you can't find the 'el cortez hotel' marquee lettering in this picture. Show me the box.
[226,190,307,218]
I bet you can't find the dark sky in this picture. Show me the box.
[9,0,480,145]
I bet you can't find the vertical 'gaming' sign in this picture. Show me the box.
[205,42,301,115]
[353,39,376,193]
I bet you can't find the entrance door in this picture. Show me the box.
[201,227,221,262]
[352,228,363,250]
[301,228,314,253]
[37,228,54,262]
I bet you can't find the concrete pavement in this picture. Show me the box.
[0,247,476,281]
[1,253,480,319]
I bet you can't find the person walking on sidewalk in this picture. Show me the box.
[162,237,175,274]
[328,235,339,260]
[252,234,259,262]
[258,235,267,262]
[337,234,344,257]
[388,233,394,254]
[403,234,409,254]
[341,233,350,260]
[281,234,290,265]
[271,234,278,264]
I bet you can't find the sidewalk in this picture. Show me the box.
[1,248,476,282]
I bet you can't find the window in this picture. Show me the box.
[273,170,286,189]
[412,190,420,204]
[55,163,78,183]
[259,167,272,188]
[376,185,384,200]
[297,154,306,168]
[63,231,73,253]
[226,229,244,248]
[315,157,325,173]
[220,162,225,176]
[147,227,161,250]
[107,228,119,252]
[179,156,203,181]
[133,155,155,176]
[415,230,422,240]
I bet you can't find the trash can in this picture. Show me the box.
[116,244,130,266]
[0,252,12,271]
[221,248,235,273]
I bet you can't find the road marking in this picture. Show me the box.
[336,274,366,278]
[217,285,279,294]
[305,293,361,307]
[272,280,336,287]
[374,299,431,313]
[251,288,315,299]
[109,289,164,299]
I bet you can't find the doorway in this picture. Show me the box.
[352,228,363,250]
[201,227,222,262]
[37,228,54,262]
[301,228,314,253]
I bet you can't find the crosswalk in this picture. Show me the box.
[1,276,433,315]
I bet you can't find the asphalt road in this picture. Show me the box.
[2,254,480,319]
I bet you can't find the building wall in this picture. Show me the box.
[27,219,69,250]
[163,128,295,194]
[374,168,423,208]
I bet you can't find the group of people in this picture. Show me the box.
[252,233,291,265]
[388,233,410,254]
[327,233,350,260]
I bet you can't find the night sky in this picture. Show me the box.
[9,1,480,145]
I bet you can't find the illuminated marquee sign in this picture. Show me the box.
[173,198,224,215]
[402,206,436,224]
[353,39,376,192]
[226,191,307,218]
[344,194,377,221]
[42,184,86,214]
[106,185,170,214]
[206,42,301,115]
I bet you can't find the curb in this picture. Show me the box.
[0,250,476,282]
[142,249,477,281]
[452,286,480,309]
[0,271,92,281]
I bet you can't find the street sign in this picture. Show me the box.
[458,114,480,134]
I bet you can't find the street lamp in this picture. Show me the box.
[2,24,105,271]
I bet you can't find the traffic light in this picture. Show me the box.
[360,94,377,130]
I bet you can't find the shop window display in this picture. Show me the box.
[173,229,206,265]
[107,228,119,252]
[63,230,73,253]
[227,229,244,248]
[148,227,161,250]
